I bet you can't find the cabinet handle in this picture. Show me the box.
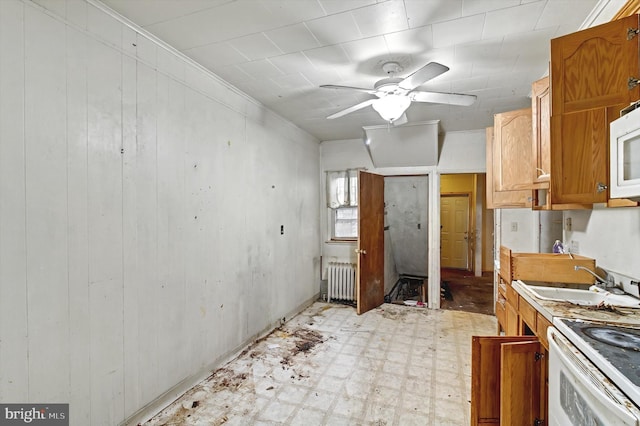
[596,182,608,193]
[628,27,640,40]
[628,77,640,90]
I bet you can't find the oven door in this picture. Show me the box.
[548,327,640,426]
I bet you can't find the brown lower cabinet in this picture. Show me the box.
[470,336,546,425]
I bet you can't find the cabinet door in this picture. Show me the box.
[505,300,519,336]
[470,336,538,426]
[486,126,532,209]
[532,76,550,184]
[550,15,640,204]
[501,341,544,425]
[494,108,533,191]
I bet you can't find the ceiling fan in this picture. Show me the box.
[320,61,476,124]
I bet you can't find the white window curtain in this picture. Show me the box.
[326,169,359,208]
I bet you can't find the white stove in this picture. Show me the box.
[555,317,640,404]
[549,318,640,425]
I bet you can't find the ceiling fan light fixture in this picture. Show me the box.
[372,95,411,122]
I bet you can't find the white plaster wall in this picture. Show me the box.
[499,209,542,253]
[385,176,429,277]
[564,206,640,284]
[0,1,320,425]
[384,227,400,296]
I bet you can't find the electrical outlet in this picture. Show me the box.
[510,222,518,232]
[565,217,572,231]
[570,240,579,254]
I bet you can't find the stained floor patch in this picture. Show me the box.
[144,302,496,425]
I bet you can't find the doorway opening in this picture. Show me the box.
[382,175,429,307]
[439,174,494,315]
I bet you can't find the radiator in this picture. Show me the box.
[327,262,357,302]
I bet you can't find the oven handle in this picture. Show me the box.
[548,327,639,423]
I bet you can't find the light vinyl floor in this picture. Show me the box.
[145,302,496,426]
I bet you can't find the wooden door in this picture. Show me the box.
[501,341,544,425]
[470,336,538,426]
[550,14,639,204]
[440,195,469,269]
[357,171,384,315]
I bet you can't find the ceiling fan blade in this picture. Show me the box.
[393,113,408,126]
[327,99,376,119]
[410,91,477,106]
[398,62,449,91]
[320,84,377,95]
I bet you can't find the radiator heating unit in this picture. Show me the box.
[327,262,356,302]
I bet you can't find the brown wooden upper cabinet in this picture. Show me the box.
[531,76,592,210]
[486,109,533,209]
[532,77,550,187]
[531,76,552,210]
[550,14,640,205]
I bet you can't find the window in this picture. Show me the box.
[327,169,360,241]
[332,206,358,240]
[326,170,358,208]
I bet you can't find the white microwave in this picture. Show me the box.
[610,106,640,201]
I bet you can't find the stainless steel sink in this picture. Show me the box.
[522,284,640,308]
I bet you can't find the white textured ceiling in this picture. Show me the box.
[98,0,606,141]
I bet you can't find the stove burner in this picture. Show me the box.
[583,327,640,351]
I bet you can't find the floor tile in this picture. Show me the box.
[375,372,404,390]
[323,414,353,426]
[276,384,310,405]
[143,302,496,426]
[363,402,397,424]
[331,394,366,418]
[303,389,339,411]
[289,407,325,425]
[256,400,297,423]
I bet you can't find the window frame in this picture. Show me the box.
[329,205,358,242]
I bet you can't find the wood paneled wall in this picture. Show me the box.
[0,1,320,424]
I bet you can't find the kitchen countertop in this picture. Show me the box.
[513,280,640,326]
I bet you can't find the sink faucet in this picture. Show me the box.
[574,265,616,290]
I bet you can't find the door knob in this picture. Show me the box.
[354,249,367,255]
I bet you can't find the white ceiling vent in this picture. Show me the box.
[363,121,439,168]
